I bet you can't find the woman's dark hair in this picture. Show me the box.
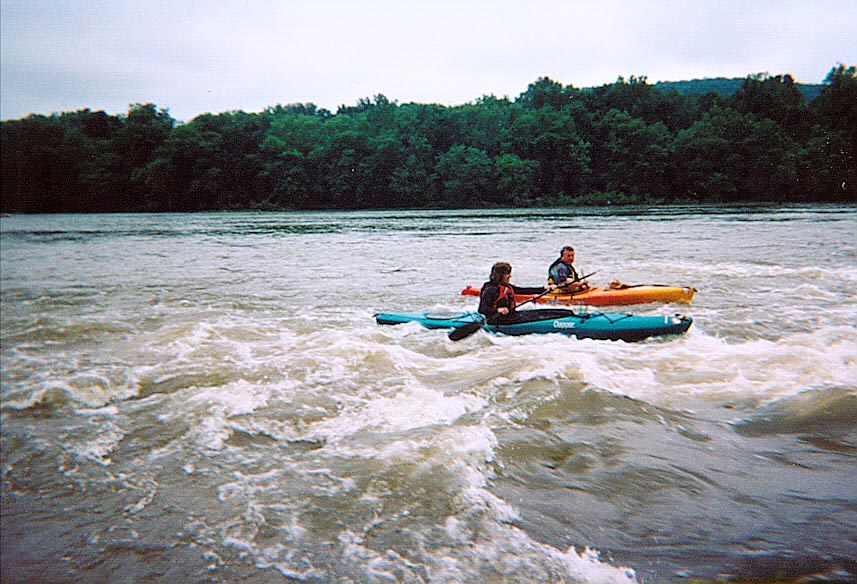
[489,262,512,284]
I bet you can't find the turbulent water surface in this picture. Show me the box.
[2,207,856,583]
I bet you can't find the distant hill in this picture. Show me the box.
[654,78,823,102]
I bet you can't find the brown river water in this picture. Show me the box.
[2,206,855,583]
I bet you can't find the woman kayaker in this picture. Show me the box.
[548,245,590,292]
[479,262,555,322]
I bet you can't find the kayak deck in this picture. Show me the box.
[375,309,693,342]
[460,284,696,306]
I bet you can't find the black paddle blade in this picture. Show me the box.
[448,319,484,341]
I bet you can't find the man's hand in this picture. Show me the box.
[563,277,589,291]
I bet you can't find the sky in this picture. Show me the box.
[2,0,855,123]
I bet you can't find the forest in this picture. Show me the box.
[1,64,855,213]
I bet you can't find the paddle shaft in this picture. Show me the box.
[522,271,598,306]
[512,284,561,309]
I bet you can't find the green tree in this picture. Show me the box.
[139,123,219,211]
[518,77,579,110]
[671,106,800,202]
[494,153,539,205]
[0,115,66,212]
[3,65,854,212]
[809,64,857,200]
[587,76,671,125]
[598,110,672,202]
[436,145,495,206]
[111,103,174,209]
[389,103,443,207]
[507,106,591,201]
[732,74,813,141]
[259,111,326,209]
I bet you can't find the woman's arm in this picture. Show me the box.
[478,285,501,317]
[509,283,552,295]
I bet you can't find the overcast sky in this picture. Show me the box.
[2,0,855,122]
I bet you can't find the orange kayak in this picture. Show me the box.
[460,284,696,306]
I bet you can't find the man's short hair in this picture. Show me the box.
[561,245,575,254]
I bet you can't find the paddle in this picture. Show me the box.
[448,271,597,341]
[557,270,598,293]
[447,314,488,341]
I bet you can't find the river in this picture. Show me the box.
[1,206,855,583]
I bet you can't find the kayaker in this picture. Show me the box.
[548,245,590,292]
[479,262,555,322]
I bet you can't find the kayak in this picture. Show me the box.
[375,309,693,342]
[460,284,696,306]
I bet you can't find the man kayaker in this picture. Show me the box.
[548,246,590,292]
[479,262,555,322]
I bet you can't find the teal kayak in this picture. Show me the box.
[375,308,692,342]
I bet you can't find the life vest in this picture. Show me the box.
[548,259,579,285]
[495,283,516,311]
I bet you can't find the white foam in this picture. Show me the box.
[622,326,857,406]
[155,379,274,451]
[429,522,638,583]
[71,418,124,466]
[305,384,487,445]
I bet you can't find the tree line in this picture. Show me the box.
[2,64,855,213]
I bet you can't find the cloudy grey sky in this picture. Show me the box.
[2,0,855,122]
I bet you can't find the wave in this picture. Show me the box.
[733,385,857,441]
